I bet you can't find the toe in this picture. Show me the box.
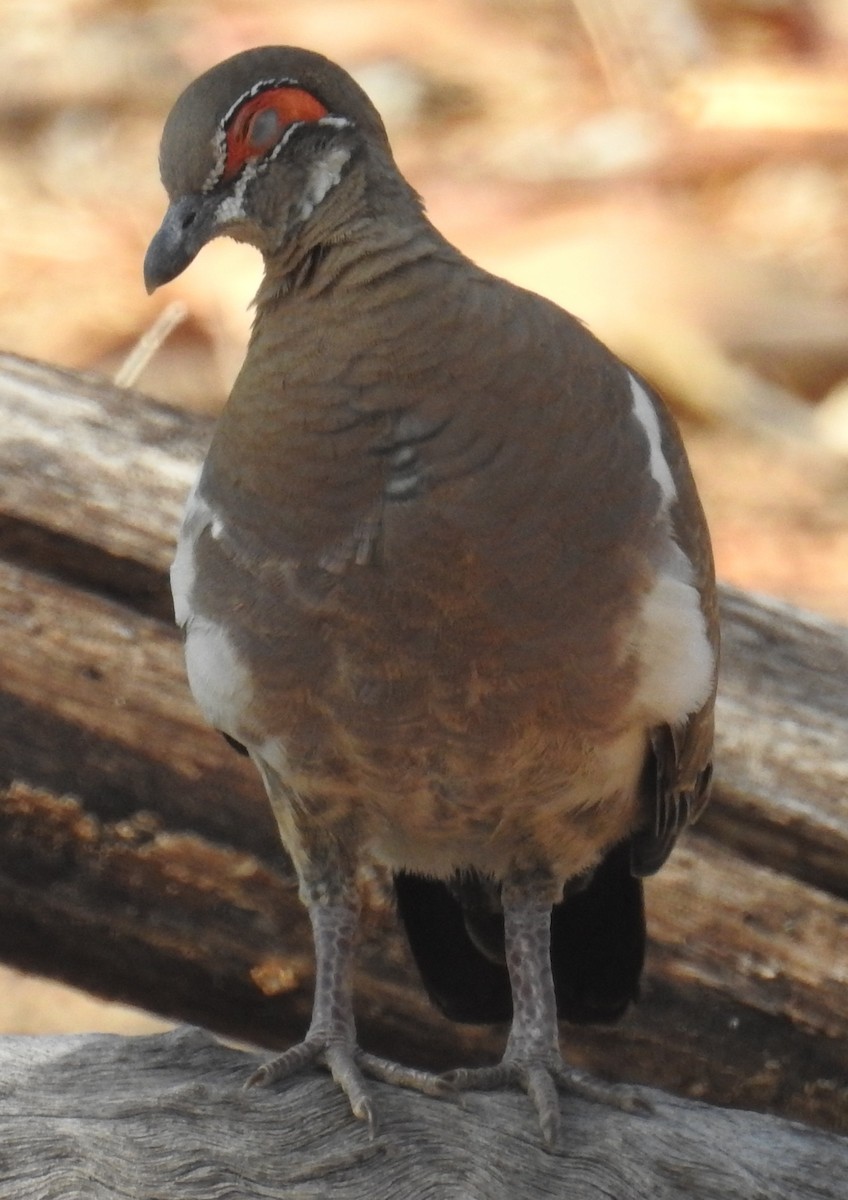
[442,1063,514,1092]
[358,1052,451,1097]
[325,1045,377,1130]
[553,1065,652,1115]
[524,1066,561,1148]
[245,1039,323,1089]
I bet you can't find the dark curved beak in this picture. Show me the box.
[144,195,212,293]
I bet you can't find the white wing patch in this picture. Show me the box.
[628,372,677,509]
[625,371,714,724]
[184,615,255,736]
[170,474,206,629]
[632,566,714,726]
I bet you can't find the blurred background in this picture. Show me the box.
[1,0,847,1036]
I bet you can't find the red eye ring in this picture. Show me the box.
[222,85,329,181]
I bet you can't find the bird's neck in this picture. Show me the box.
[255,153,429,304]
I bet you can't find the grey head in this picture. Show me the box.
[144,46,406,292]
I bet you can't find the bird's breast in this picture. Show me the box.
[172,466,660,880]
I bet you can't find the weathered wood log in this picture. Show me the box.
[1,1027,846,1200]
[2,352,845,890]
[0,352,846,1139]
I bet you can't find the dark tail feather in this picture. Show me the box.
[393,870,512,1023]
[550,841,645,1024]
[394,841,645,1026]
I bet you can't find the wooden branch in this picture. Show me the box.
[1,1028,846,1200]
[0,352,846,1141]
[710,587,848,898]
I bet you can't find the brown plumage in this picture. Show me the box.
[145,45,718,1146]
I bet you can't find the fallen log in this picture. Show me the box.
[0,352,845,1141]
[1,1027,845,1200]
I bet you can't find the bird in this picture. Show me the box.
[144,45,718,1147]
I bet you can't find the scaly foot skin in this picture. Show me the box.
[445,1054,651,1148]
[244,892,452,1134]
[248,886,647,1145]
[448,884,653,1148]
[247,1038,449,1135]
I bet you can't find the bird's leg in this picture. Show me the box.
[246,760,447,1128]
[247,895,381,1121]
[247,884,447,1130]
[446,875,649,1147]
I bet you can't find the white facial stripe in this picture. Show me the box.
[210,120,353,228]
[317,115,352,131]
[628,372,677,508]
[212,156,260,224]
[201,81,352,195]
[212,119,314,220]
[270,118,309,157]
[204,126,227,193]
[220,76,296,127]
[266,114,352,161]
[203,77,298,193]
[297,144,352,221]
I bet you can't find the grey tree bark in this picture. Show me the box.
[2,1027,846,1200]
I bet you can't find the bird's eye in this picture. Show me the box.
[246,106,282,152]
[221,85,329,182]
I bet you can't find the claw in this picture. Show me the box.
[245,1036,449,1132]
[525,1066,560,1148]
[325,1044,377,1130]
[245,1038,323,1090]
[244,1065,268,1090]
[360,1097,378,1138]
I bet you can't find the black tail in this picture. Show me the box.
[393,841,645,1025]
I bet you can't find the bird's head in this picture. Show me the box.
[144,46,403,292]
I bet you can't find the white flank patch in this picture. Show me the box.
[628,372,677,509]
[632,569,714,725]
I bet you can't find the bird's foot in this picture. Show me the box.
[444,1054,651,1148]
[247,1037,449,1134]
